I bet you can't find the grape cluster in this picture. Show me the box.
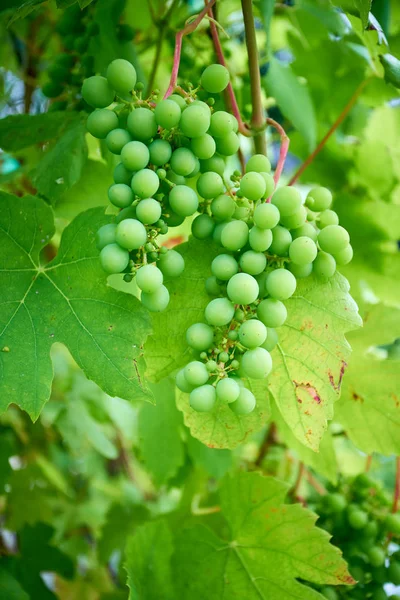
[312,474,400,600]
[177,164,352,415]
[83,60,233,312]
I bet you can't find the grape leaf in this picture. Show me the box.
[0,568,29,600]
[336,303,400,454]
[7,0,47,25]
[0,112,79,152]
[176,379,270,449]
[355,0,372,29]
[187,434,232,479]
[270,272,361,451]
[139,378,185,485]
[125,520,175,600]
[0,193,152,419]
[173,471,353,599]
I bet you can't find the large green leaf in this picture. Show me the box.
[0,112,79,152]
[139,378,185,485]
[270,272,361,451]
[7,0,47,25]
[0,193,152,419]
[187,434,232,478]
[336,303,400,454]
[354,0,372,28]
[125,520,175,600]
[0,567,29,600]
[173,471,353,599]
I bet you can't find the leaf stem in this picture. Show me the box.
[254,423,277,467]
[392,456,400,513]
[288,79,368,185]
[365,454,372,472]
[241,0,266,154]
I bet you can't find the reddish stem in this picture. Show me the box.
[365,454,372,472]
[392,457,400,513]
[164,0,217,99]
[288,79,368,185]
[265,117,290,202]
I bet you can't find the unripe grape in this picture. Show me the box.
[325,493,347,513]
[216,378,240,403]
[265,269,296,300]
[246,154,272,174]
[87,109,119,139]
[187,157,200,178]
[229,387,256,415]
[313,252,336,278]
[269,226,292,256]
[180,104,211,138]
[170,147,197,176]
[136,264,163,293]
[318,225,350,254]
[100,243,129,274]
[154,99,181,129]
[186,323,214,351]
[261,327,278,351]
[158,249,185,277]
[227,273,259,305]
[388,561,400,585]
[108,183,134,208]
[141,284,170,312]
[192,214,215,239]
[367,547,386,567]
[385,513,400,534]
[82,76,114,108]
[334,244,353,266]
[205,275,222,296]
[209,110,236,137]
[221,220,249,251]
[106,59,137,96]
[271,186,302,216]
[241,347,272,379]
[136,198,162,224]
[319,209,339,228]
[184,361,209,386]
[191,134,216,160]
[114,162,133,185]
[131,169,160,198]
[291,222,318,241]
[253,203,280,229]
[127,107,158,141]
[306,187,332,211]
[211,195,235,221]
[115,218,147,249]
[190,385,216,412]
[257,298,287,327]
[121,140,150,171]
[239,250,267,275]
[149,139,172,166]
[348,510,368,529]
[176,368,195,393]
[205,298,235,326]
[169,185,199,216]
[249,227,273,252]
[165,169,186,185]
[288,262,313,278]
[116,206,137,223]
[280,206,307,230]
[201,64,230,93]
[215,131,240,156]
[197,172,224,199]
[211,254,238,281]
[320,588,339,600]
[238,319,267,348]
[168,93,187,110]
[289,236,318,265]
[106,128,131,154]
[200,155,226,176]
[218,351,229,363]
[239,172,266,201]
[206,360,218,372]
[96,223,117,250]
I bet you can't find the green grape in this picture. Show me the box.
[368,547,386,567]
[163,209,184,227]
[96,223,117,250]
[218,351,229,363]
[100,243,129,274]
[106,128,131,154]
[249,227,273,252]
[216,378,240,403]
[239,250,267,275]
[221,220,249,251]
[325,493,347,513]
[211,254,238,281]
[108,183,134,208]
[82,76,114,108]
[255,271,268,298]
[241,347,272,379]
[320,588,339,600]
[291,222,318,241]
[385,513,400,534]
[206,360,217,372]
[115,218,147,249]
[127,107,158,141]
[86,109,118,139]
[180,104,211,138]
[289,236,318,265]
[306,187,332,211]
[313,252,336,278]
[106,59,137,96]
[136,264,163,293]
[170,147,196,177]
[257,298,287,327]
[184,361,209,386]
[197,172,224,199]
[211,194,235,221]
[266,269,296,300]
[208,111,236,137]
[348,510,368,529]
[148,139,172,166]
[227,273,259,305]
[168,185,199,216]
[168,93,187,110]
[215,131,240,156]
[190,134,216,160]
[116,206,137,223]
[187,157,200,178]
[288,262,312,278]
[200,155,226,176]
[205,297,235,326]
[334,244,353,266]
[234,205,251,221]
[234,308,245,321]
[269,226,292,256]
[238,319,267,348]
[213,221,229,245]
[319,209,339,228]
[262,172,276,196]
[228,330,238,341]
[131,169,159,198]
[246,154,271,173]
[239,172,266,201]
[205,275,222,296]
[201,64,230,93]
[261,327,278,351]
[229,387,256,415]
[253,202,280,230]
[388,562,400,585]
[371,589,388,600]
[186,323,214,351]
[136,198,162,224]
[158,249,185,277]
[55,53,75,68]
[280,206,307,230]
[190,385,216,412]
[318,225,350,254]
[271,186,302,217]
[165,169,186,186]
[114,162,133,185]
[141,284,170,312]
[192,214,215,239]
[176,368,194,392]
[154,99,181,129]
[121,140,150,171]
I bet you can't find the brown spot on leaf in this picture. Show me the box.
[351,390,364,403]
[328,360,347,391]
[293,380,321,404]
